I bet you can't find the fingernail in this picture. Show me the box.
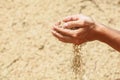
[51,30,54,33]
[53,26,58,30]
[55,21,61,26]
[52,27,54,31]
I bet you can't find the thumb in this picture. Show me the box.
[62,20,84,29]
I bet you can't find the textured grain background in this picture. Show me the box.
[0,0,120,80]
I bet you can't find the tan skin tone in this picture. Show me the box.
[51,14,120,52]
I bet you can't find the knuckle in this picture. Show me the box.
[72,32,79,38]
[72,34,77,38]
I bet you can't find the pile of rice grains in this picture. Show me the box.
[59,22,84,80]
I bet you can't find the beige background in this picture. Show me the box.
[0,0,120,80]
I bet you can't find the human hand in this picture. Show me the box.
[52,14,97,45]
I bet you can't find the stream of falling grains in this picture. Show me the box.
[72,44,84,80]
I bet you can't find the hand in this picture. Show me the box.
[51,14,97,45]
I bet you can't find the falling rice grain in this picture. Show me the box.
[72,44,84,80]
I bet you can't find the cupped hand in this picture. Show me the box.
[51,14,97,45]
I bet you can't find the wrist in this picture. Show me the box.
[92,22,108,42]
[88,22,106,41]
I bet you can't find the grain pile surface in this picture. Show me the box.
[0,0,120,80]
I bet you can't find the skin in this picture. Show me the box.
[51,14,120,52]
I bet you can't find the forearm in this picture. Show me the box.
[95,23,120,52]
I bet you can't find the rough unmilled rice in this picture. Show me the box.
[72,44,84,80]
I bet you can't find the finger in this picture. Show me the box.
[52,30,64,39]
[63,15,79,22]
[53,26,74,37]
[55,21,61,26]
[52,30,73,43]
[62,20,84,29]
